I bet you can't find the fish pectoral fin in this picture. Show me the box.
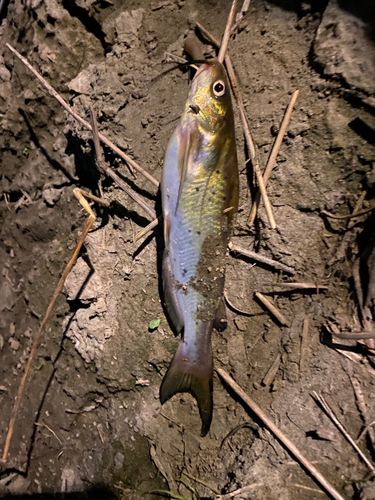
[175,126,198,215]
[162,249,184,334]
[160,342,213,437]
[213,296,227,332]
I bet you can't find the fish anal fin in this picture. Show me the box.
[160,342,213,436]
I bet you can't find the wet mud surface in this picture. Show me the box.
[1,0,375,499]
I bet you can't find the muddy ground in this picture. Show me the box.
[1,0,375,499]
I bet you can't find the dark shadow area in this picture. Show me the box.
[20,109,77,185]
[0,0,9,24]
[61,0,108,52]
[111,168,157,204]
[64,132,101,193]
[349,118,375,146]
[0,485,117,499]
[355,212,375,319]
[254,0,329,16]
[338,0,375,42]
[109,198,153,235]
[258,0,375,49]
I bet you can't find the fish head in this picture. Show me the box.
[186,60,232,133]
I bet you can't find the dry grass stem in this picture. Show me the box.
[135,216,161,241]
[357,421,375,443]
[311,392,375,472]
[89,106,156,220]
[196,22,276,229]
[248,90,299,226]
[348,190,367,230]
[165,52,198,70]
[228,241,295,274]
[181,472,219,496]
[321,205,375,220]
[217,0,238,64]
[150,443,178,492]
[231,0,251,34]
[35,422,62,446]
[224,290,253,315]
[217,369,346,500]
[332,330,375,340]
[255,292,290,327]
[6,43,159,188]
[292,483,325,494]
[2,189,108,462]
[267,282,327,290]
[223,206,234,214]
[346,361,375,457]
[262,353,281,386]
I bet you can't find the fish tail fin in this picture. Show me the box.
[160,342,213,436]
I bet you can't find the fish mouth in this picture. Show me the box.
[189,104,200,115]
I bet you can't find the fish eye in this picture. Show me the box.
[213,80,225,97]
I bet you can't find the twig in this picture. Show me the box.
[150,443,177,492]
[164,52,198,71]
[223,290,253,316]
[266,282,327,291]
[300,317,310,373]
[321,206,375,220]
[311,392,375,472]
[346,360,375,457]
[220,422,255,450]
[262,353,281,386]
[217,369,346,500]
[231,0,251,34]
[347,190,367,229]
[228,241,295,274]
[215,483,262,500]
[181,472,219,496]
[332,331,375,340]
[2,189,108,462]
[248,90,299,226]
[255,292,290,327]
[329,190,368,267]
[4,192,11,211]
[160,412,184,431]
[240,109,276,229]
[35,422,62,446]
[292,484,325,494]
[135,216,161,241]
[6,43,159,188]
[89,106,156,220]
[217,0,238,64]
[357,421,375,443]
[196,23,276,229]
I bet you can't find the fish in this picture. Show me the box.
[160,59,239,436]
